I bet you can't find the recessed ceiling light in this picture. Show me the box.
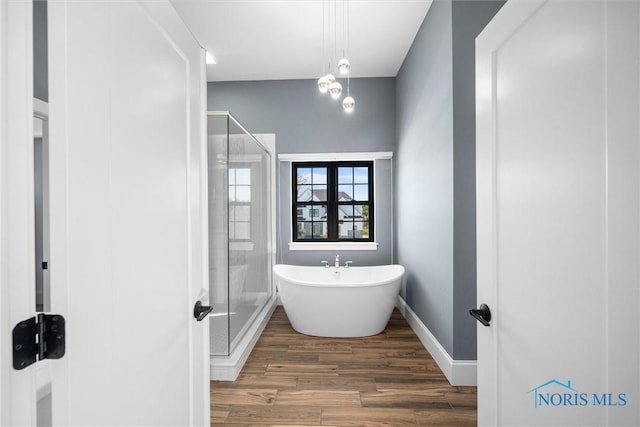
[206,51,217,65]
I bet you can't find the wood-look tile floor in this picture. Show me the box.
[211,306,476,426]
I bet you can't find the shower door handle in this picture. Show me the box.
[193,301,213,321]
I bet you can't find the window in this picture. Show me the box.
[229,167,251,240]
[292,161,373,242]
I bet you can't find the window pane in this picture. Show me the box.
[235,223,250,240]
[311,205,326,219]
[354,204,369,220]
[338,205,354,219]
[297,221,311,239]
[312,185,327,201]
[339,220,369,240]
[297,205,312,221]
[229,223,235,240]
[297,168,312,185]
[297,205,326,221]
[228,169,236,185]
[353,184,368,201]
[338,167,353,184]
[228,186,236,202]
[338,185,353,201]
[235,205,250,221]
[236,185,251,202]
[354,221,369,239]
[338,221,354,239]
[236,168,251,185]
[312,168,327,184]
[297,184,312,201]
[312,222,328,239]
[354,167,368,184]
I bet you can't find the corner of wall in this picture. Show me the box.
[396,296,476,386]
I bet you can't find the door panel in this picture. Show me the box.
[1,0,38,425]
[476,0,639,425]
[48,1,208,425]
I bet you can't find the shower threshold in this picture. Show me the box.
[210,295,277,381]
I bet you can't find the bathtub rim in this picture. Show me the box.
[273,263,405,288]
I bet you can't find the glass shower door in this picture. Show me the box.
[208,112,272,356]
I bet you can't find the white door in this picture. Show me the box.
[476,0,639,426]
[1,1,209,426]
[1,0,40,424]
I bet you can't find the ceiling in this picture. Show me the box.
[172,0,433,82]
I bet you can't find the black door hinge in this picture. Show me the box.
[12,313,65,370]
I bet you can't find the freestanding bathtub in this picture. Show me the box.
[273,264,405,337]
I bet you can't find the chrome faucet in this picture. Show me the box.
[334,254,340,268]
[344,261,353,269]
[321,260,330,268]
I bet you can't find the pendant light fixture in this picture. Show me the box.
[329,81,343,99]
[338,58,350,75]
[326,72,336,85]
[318,75,331,93]
[342,95,355,112]
[315,0,354,112]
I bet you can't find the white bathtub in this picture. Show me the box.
[273,264,405,337]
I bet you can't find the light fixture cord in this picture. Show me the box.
[322,0,325,73]
[342,0,346,58]
[334,0,337,73]
[327,0,332,73]
[346,0,351,102]
[346,0,350,59]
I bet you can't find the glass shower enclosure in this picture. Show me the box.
[208,112,273,357]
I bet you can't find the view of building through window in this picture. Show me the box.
[293,162,373,242]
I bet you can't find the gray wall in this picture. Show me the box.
[208,78,396,266]
[452,0,506,360]
[396,0,455,355]
[395,0,504,360]
[208,78,395,153]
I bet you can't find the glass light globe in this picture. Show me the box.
[338,58,351,75]
[317,75,331,93]
[326,73,336,84]
[342,96,355,112]
[329,81,343,99]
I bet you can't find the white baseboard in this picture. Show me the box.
[211,296,277,381]
[395,296,477,386]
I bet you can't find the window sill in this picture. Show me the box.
[288,242,379,251]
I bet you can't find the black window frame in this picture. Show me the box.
[292,161,374,242]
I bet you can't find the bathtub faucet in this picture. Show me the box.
[321,260,330,268]
[335,254,340,268]
[344,261,353,269]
